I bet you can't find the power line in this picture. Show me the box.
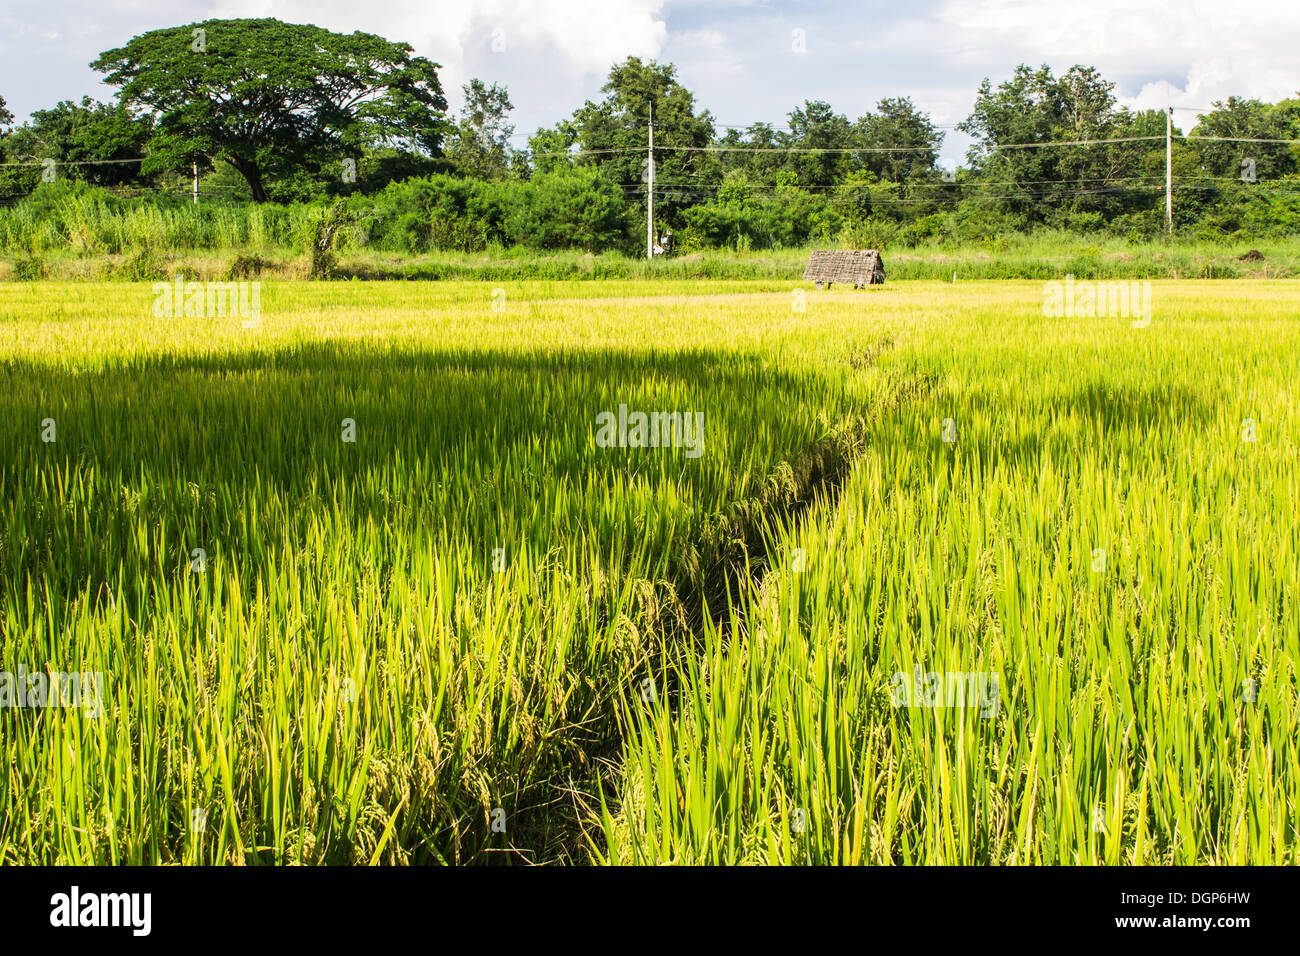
[619,174,1179,190]
[1176,134,1300,144]
[652,137,1157,154]
[5,131,1296,168]
[621,175,1300,203]
[0,156,150,168]
[533,133,1260,158]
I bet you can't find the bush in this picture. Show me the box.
[307,201,355,278]
[13,255,46,280]
[361,175,506,252]
[108,247,166,281]
[504,168,632,251]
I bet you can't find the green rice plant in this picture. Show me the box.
[602,280,1300,865]
[0,279,865,863]
[1,277,1296,866]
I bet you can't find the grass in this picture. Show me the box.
[0,279,867,863]
[6,239,1297,283]
[1,278,1296,864]
[3,193,1298,283]
[602,281,1300,864]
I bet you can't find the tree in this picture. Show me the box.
[0,94,26,202]
[527,120,579,176]
[1189,97,1298,182]
[715,122,785,188]
[0,98,154,187]
[781,100,855,192]
[960,64,1136,225]
[566,57,718,226]
[91,18,448,202]
[855,97,943,190]
[446,80,518,180]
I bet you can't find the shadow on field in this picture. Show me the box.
[2,339,852,864]
[878,378,1218,475]
[3,338,844,619]
[3,340,821,488]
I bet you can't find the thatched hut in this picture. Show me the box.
[803,249,885,288]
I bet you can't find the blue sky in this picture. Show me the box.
[2,0,1298,164]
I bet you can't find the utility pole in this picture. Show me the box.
[646,101,654,261]
[193,162,199,206]
[1165,106,1173,238]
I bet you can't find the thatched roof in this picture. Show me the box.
[803,249,886,286]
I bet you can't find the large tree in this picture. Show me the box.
[1189,97,1298,182]
[714,121,785,188]
[855,97,944,189]
[0,94,22,201]
[780,100,855,192]
[91,18,448,201]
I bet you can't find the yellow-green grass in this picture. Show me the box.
[603,280,1300,864]
[0,279,878,864]
[1,279,1296,865]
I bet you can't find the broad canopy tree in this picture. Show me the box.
[91,18,448,202]
[855,97,944,190]
[781,100,856,192]
[1190,96,1299,182]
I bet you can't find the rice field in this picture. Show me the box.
[1,277,1296,865]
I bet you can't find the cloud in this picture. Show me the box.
[2,0,1297,156]
[933,0,1300,110]
[198,0,671,135]
[207,0,669,80]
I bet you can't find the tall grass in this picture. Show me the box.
[3,188,1297,281]
[602,280,1300,864]
[2,278,1296,865]
[0,280,859,863]
[0,191,321,256]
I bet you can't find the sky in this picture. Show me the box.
[2,0,1298,164]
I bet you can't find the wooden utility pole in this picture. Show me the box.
[646,102,655,260]
[1165,107,1173,238]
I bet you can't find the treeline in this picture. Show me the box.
[2,18,1298,255]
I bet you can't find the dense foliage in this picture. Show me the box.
[1,19,1298,251]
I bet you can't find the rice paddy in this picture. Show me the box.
[1,278,1296,864]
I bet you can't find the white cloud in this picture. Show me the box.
[934,0,1300,112]
[2,0,1296,152]
[207,0,669,81]
[198,0,670,132]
